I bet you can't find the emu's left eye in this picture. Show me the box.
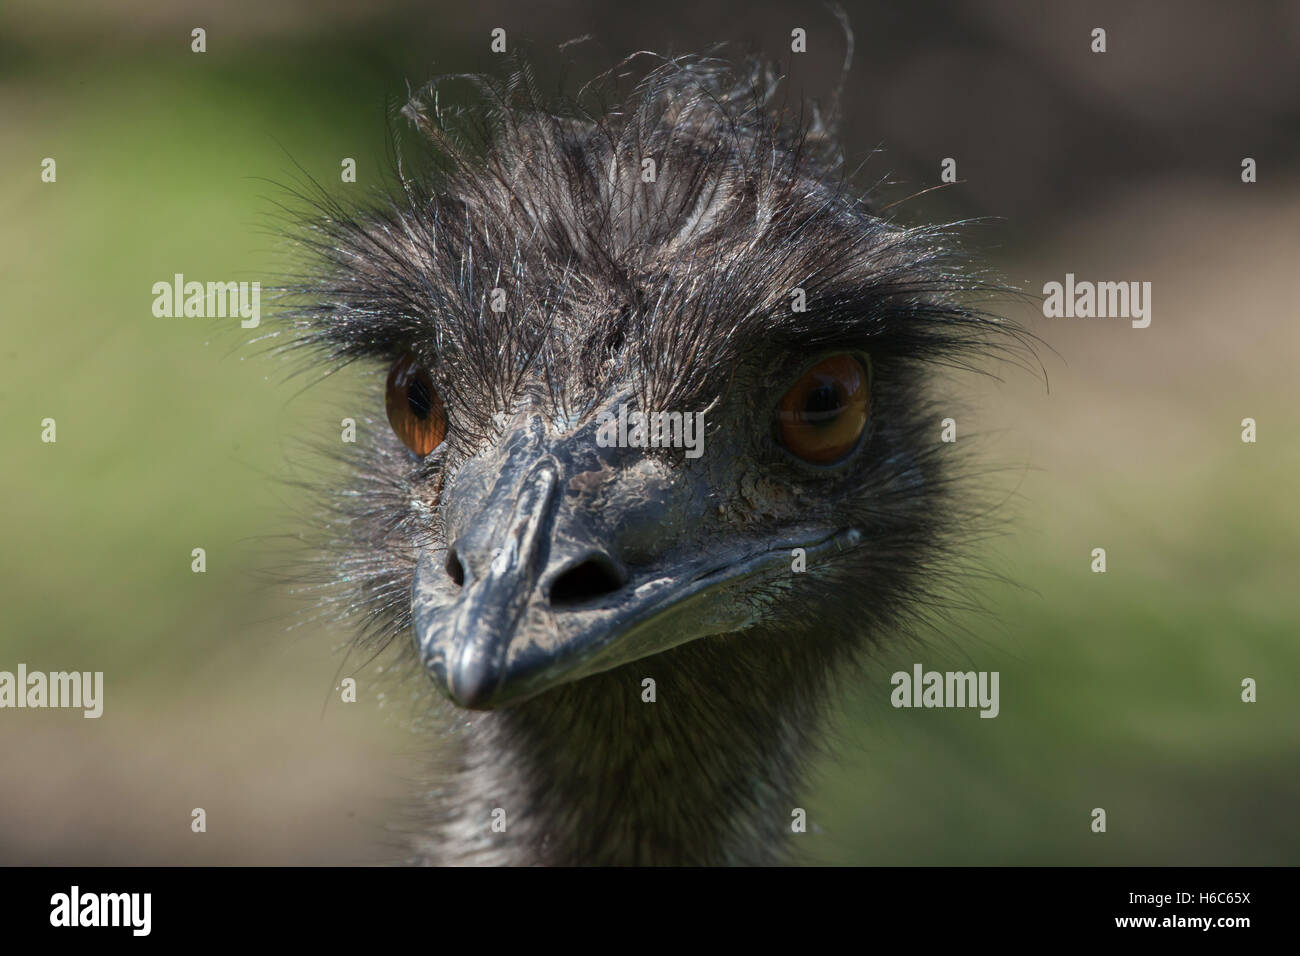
[385,354,447,457]
[776,354,870,465]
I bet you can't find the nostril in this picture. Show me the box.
[445,549,465,588]
[549,556,625,606]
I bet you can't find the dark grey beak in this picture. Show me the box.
[418,456,565,707]
[411,412,862,709]
[411,414,649,709]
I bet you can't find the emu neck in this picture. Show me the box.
[414,629,838,865]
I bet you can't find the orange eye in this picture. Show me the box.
[385,354,447,457]
[776,354,870,464]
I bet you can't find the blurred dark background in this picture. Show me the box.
[2,0,1297,864]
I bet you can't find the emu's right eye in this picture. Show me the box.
[385,354,447,457]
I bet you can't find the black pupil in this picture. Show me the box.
[407,375,433,420]
[803,382,844,424]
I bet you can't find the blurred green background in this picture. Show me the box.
[1,0,1297,864]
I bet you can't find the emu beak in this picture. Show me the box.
[410,415,862,709]
[415,456,564,708]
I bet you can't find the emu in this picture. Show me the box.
[279,51,1016,865]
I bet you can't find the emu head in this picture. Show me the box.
[285,56,1009,711]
